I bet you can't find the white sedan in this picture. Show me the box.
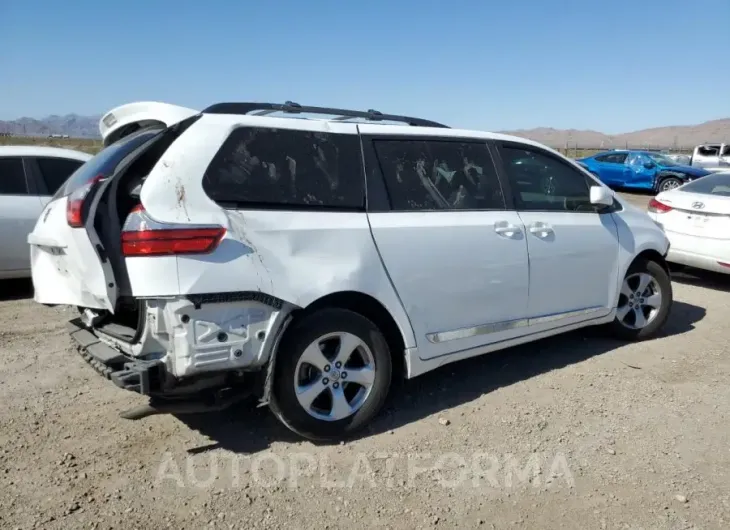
[0,146,92,279]
[648,171,730,274]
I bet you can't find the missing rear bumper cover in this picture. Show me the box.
[185,291,284,310]
[69,317,163,395]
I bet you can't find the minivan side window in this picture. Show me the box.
[372,139,505,211]
[203,127,364,209]
[500,146,594,212]
[35,157,84,195]
[0,158,29,195]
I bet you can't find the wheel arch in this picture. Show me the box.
[655,171,687,191]
[632,248,670,275]
[258,290,408,407]
[288,290,408,381]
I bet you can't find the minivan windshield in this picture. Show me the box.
[678,172,730,197]
[54,128,163,199]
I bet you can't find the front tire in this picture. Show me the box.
[269,308,392,441]
[608,258,673,340]
[658,176,682,193]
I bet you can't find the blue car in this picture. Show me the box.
[576,150,711,193]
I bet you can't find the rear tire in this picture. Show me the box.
[607,258,672,341]
[269,308,392,441]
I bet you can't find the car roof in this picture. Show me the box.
[594,149,659,156]
[200,112,557,154]
[0,145,92,160]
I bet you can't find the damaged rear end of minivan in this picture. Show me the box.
[27,112,289,418]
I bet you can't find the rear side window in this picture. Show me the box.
[679,172,730,196]
[203,127,364,209]
[697,145,720,157]
[0,158,28,195]
[35,157,84,195]
[372,139,505,211]
[595,153,628,164]
[54,128,162,199]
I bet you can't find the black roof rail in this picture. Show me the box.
[201,101,449,128]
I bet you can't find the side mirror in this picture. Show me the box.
[590,185,614,207]
[644,161,656,169]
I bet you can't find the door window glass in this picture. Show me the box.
[372,139,505,211]
[501,146,594,212]
[36,157,84,195]
[0,158,29,195]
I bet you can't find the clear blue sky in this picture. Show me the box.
[1,0,728,133]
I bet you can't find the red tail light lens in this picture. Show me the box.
[66,175,105,227]
[122,228,226,256]
[648,198,672,213]
[121,206,226,256]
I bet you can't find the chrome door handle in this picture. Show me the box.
[528,222,553,237]
[494,221,522,238]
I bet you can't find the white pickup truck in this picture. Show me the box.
[689,143,730,172]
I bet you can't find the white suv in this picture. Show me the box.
[28,101,673,440]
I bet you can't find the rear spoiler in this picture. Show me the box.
[99,101,198,147]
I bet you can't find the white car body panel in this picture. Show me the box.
[29,104,671,383]
[0,145,92,160]
[367,209,530,361]
[99,101,198,146]
[610,197,671,279]
[407,189,669,378]
[28,196,117,310]
[649,183,730,274]
[1,195,47,275]
[0,147,91,280]
[514,210,619,320]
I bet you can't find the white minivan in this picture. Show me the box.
[28,101,673,440]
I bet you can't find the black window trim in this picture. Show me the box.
[202,125,367,213]
[0,156,35,196]
[360,133,514,213]
[492,140,618,215]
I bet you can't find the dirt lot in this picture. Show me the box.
[2,192,730,530]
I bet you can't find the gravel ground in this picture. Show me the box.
[2,192,730,529]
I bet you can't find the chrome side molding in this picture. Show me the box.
[426,306,608,344]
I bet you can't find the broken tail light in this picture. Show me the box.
[121,205,226,256]
[648,198,673,214]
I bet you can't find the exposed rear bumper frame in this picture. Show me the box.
[68,318,163,395]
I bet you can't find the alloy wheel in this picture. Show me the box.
[294,332,376,422]
[616,272,663,329]
[660,179,680,191]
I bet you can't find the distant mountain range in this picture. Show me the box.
[1,112,728,148]
[0,114,101,138]
[498,118,730,149]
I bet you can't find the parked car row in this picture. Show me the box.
[575,150,713,193]
[648,172,730,275]
[2,100,727,442]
